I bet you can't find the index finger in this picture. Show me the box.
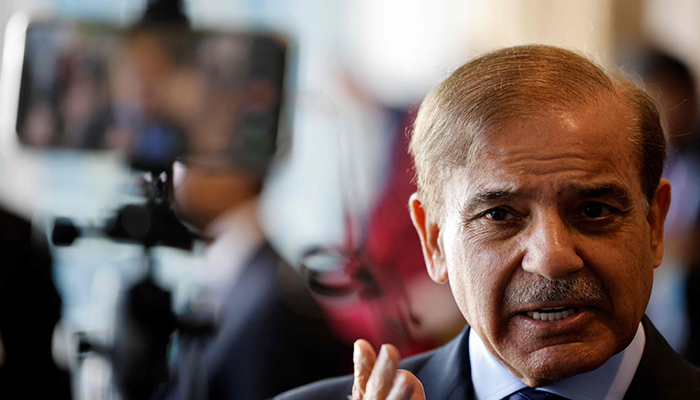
[351,339,377,400]
[364,344,401,400]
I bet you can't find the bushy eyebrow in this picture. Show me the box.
[573,183,633,207]
[460,183,633,217]
[461,189,517,216]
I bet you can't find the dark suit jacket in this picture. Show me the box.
[173,243,352,400]
[275,316,700,400]
[0,207,72,399]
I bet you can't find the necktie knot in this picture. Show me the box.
[505,387,570,400]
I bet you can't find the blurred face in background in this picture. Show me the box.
[173,161,258,230]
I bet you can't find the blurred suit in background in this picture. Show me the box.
[171,193,352,400]
[0,205,71,399]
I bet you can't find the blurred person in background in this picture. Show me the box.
[633,50,700,261]
[632,50,700,365]
[0,205,71,399]
[108,24,355,400]
[625,49,700,364]
[169,157,352,400]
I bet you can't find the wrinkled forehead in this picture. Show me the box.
[443,95,641,202]
[460,90,635,167]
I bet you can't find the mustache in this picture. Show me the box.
[504,271,607,304]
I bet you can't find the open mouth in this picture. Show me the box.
[525,307,580,321]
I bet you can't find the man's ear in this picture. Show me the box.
[648,178,671,269]
[409,192,448,283]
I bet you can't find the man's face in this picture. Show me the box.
[410,96,670,387]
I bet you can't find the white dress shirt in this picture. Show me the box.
[191,200,265,317]
[470,323,646,400]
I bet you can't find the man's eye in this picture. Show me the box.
[578,202,614,219]
[483,208,511,221]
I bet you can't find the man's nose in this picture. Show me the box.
[521,212,584,280]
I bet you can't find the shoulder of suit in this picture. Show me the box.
[399,348,439,372]
[624,316,700,399]
[272,347,441,400]
[273,374,354,400]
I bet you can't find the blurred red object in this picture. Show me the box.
[311,111,465,357]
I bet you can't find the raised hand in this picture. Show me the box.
[351,339,425,400]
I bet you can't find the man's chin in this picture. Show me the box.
[511,342,615,388]
[497,308,635,386]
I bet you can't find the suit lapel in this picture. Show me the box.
[623,315,700,399]
[203,243,277,372]
[416,327,475,400]
[405,316,700,400]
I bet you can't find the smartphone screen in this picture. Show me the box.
[13,20,287,171]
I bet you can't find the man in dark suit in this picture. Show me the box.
[170,160,352,400]
[275,45,700,399]
[167,114,352,400]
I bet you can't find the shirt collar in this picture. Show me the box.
[470,322,645,400]
[192,200,265,314]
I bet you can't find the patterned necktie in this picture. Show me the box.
[505,387,570,400]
